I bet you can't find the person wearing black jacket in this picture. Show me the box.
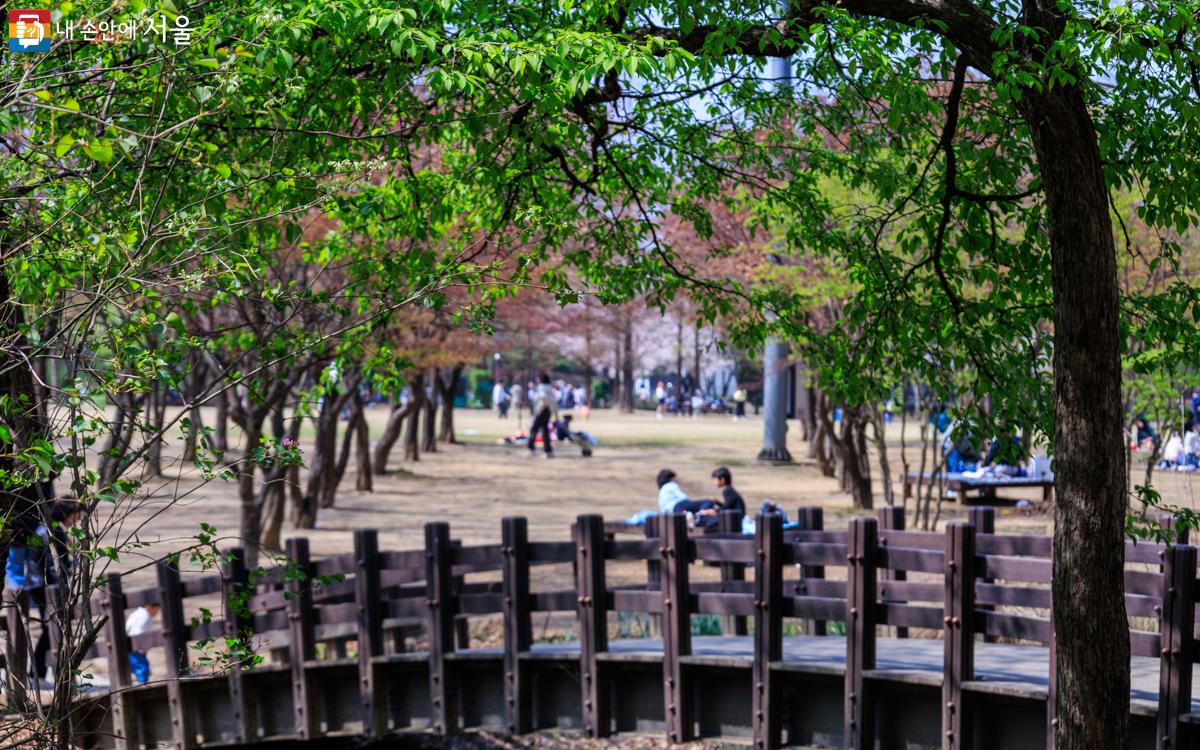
[710,467,745,515]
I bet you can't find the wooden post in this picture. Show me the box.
[157,558,195,749]
[575,514,610,737]
[222,548,255,744]
[354,530,385,737]
[451,539,471,649]
[845,517,877,750]
[644,514,662,638]
[1047,593,1058,748]
[285,538,319,740]
[796,506,826,636]
[943,522,976,750]
[719,508,747,636]
[661,512,693,743]
[424,522,456,735]
[753,511,784,750]
[967,508,995,644]
[1157,543,1196,750]
[502,517,533,735]
[877,505,907,639]
[102,574,136,750]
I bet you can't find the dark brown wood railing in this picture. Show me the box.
[7,506,1196,750]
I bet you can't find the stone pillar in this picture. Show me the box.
[757,338,792,463]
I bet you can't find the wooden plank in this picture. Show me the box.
[604,539,659,560]
[975,583,1051,610]
[575,514,610,738]
[876,603,944,630]
[878,506,908,638]
[845,517,877,750]
[875,546,945,574]
[976,534,1052,558]
[973,611,1051,643]
[795,507,827,636]
[943,522,975,750]
[502,517,533,735]
[531,590,578,612]
[975,554,1051,583]
[787,541,850,568]
[644,514,662,638]
[425,522,457,735]
[285,537,320,740]
[661,512,693,743]
[609,589,663,613]
[157,558,195,749]
[222,548,255,744]
[968,508,995,645]
[692,537,757,564]
[719,509,747,636]
[354,530,385,737]
[692,592,755,617]
[753,511,784,750]
[1158,544,1196,750]
[102,574,137,750]
[528,541,576,563]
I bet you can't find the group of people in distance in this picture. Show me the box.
[653,380,748,421]
[499,373,596,457]
[493,375,591,421]
[655,466,745,527]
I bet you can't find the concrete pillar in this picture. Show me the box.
[758,338,792,463]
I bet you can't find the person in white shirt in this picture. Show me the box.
[656,469,718,524]
[655,382,667,419]
[126,603,160,684]
[493,380,510,419]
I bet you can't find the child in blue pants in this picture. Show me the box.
[125,602,159,684]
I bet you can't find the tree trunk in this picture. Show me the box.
[260,415,303,554]
[354,393,373,492]
[403,372,426,462]
[621,319,635,413]
[238,420,264,568]
[1020,87,1129,750]
[758,338,792,462]
[437,364,464,443]
[373,402,413,473]
[692,326,701,395]
[296,394,338,527]
[145,385,166,477]
[329,396,359,504]
[212,388,229,453]
[421,368,438,453]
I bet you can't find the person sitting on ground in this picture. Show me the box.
[656,469,718,523]
[126,602,161,685]
[709,467,746,515]
[1184,420,1200,468]
[553,415,596,456]
[1160,429,1184,468]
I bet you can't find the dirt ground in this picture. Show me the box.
[102,406,1109,589]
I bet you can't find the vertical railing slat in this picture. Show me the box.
[795,506,826,636]
[502,516,533,735]
[1157,543,1196,750]
[943,522,976,750]
[102,573,136,750]
[425,522,456,735]
[285,537,319,740]
[222,547,255,744]
[575,514,610,737]
[719,508,748,636]
[877,505,908,639]
[662,512,693,743]
[753,511,784,750]
[157,558,195,749]
[355,530,385,737]
[845,517,877,750]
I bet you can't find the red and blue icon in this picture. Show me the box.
[9,9,52,52]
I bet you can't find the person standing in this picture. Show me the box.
[510,381,524,421]
[732,386,747,422]
[126,602,161,684]
[5,500,82,687]
[493,379,510,419]
[655,381,667,419]
[529,373,558,457]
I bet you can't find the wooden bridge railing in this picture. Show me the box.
[15,506,1199,749]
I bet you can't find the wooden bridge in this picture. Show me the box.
[36,507,1200,749]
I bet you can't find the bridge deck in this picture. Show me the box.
[448,635,1171,714]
